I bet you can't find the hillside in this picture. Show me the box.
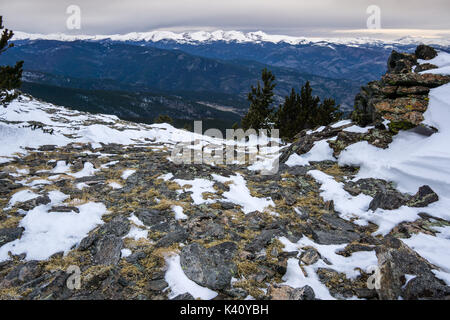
[0,45,450,300]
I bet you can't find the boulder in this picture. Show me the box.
[93,234,123,265]
[311,229,360,245]
[268,284,315,300]
[180,242,237,290]
[0,227,24,247]
[245,229,280,252]
[387,51,417,74]
[375,237,449,300]
[407,185,439,207]
[415,45,438,60]
[369,189,409,211]
[299,247,320,265]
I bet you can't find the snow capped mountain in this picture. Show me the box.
[13,30,450,46]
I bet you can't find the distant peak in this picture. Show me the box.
[12,30,450,46]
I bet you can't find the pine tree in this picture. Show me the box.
[275,88,300,139]
[154,114,173,124]
[242,68,276,131]
[316,98,342,127]
[0,16,23,107]
[275,81,342,140]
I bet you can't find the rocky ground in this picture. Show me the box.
[0,45,450,300]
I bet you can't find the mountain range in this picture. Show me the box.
[6,30,450,128]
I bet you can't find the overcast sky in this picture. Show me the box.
[2,0,450,39]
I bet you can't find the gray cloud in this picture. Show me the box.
[2,0,450,37]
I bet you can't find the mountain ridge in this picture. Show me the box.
[13,29,450,46]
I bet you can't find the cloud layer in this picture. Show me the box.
[3,0,450,38]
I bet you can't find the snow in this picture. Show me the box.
[173,178,216,205]
[70,162,98,178]
[129,213,145,227]
[420,51,450,75]
[307,169,449,235]
[212,174,274,214]
[13,30,450,46]
[279,236,378,300]
[7,189,39,208]
[172,205,188,220]
[0,191,107,261]
[0,123,70,160]
[331,119,352,128]
[164,254,218,300]
[282,258,335,300]
[285,139,335,166]
[108,182,123,189]
[121,169,136,180]
[51,161,71,174]
[343,125,374,133]
[124,226,148,241]
[159,173,174,181]
[121,248,132,258]
[402,229,450,282]
[280,236,377,279]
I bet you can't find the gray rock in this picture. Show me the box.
[245,229,280,252]
[407,185,439,208]
[369,189,409,211]
[171,293,195,300]
[415,44,438,60]
[0,227,24,247]
[225,287,248,299]
[0,260,42,288]
[78,233,98,251]
[311,229,360,245]
[17,195,51,210]
[376,237,449,300]
[48,206,80,213]
[291,285,316,300]
[299,248,320,265]
[387,50,416,74]
[220,202,235,210]
[135,209,168,227]
[180,242,237,290]
[100,215,130,237]
[93,235,123,265]
[268,284,315,300]
[125,251,146,264]
[0,179,22,195]
[155,228,188,248]
[147,279,168,291]
[321,214,357,232]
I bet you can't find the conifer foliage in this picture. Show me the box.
[241,69,342,140]
[0,16,23,107]
[154,114,173,124]
[276,81,342,139]
[241,68,276,131]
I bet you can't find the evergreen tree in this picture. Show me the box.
[0,16,23,107]
[154,114,173,124]
[241,68,276,131]
[275,88,300,139]
[316,98,342,127]
[275,81,342,140]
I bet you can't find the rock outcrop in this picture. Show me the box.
[352,45,450,130]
